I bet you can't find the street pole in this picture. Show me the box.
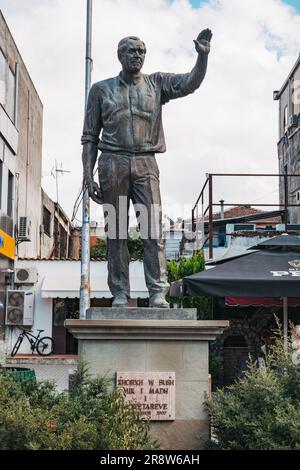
[80,0,93,319]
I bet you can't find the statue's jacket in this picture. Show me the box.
[81,70,198,155]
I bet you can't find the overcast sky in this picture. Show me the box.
[1,0,300,224]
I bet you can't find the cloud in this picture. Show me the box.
[1,0,300,223]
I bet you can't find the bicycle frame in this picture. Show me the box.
[19,329,43,352]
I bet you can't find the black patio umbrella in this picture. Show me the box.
[182,234,300,349]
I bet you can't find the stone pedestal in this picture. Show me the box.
[65,308,228,450]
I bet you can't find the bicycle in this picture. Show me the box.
[11,328,55,357]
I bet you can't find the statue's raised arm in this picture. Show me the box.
[189,28,212,89]
[159,28,212,104]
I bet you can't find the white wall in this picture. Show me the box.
[7,259,147,354]
[6,259,53,355]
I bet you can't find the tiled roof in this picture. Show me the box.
[204,206,280,222]
[211,206,262,220]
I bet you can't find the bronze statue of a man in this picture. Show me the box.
[81,29,212,308]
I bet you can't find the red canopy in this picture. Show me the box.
[225,296,300,307]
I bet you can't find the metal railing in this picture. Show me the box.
[191,173,300,259]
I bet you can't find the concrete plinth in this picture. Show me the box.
[66,308,228,450]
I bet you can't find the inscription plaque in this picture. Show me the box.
[116,371,175,421]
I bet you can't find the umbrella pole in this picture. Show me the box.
[283,297,288,353]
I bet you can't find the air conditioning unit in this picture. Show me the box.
[90,221,98,228]
[18,217,31,241]
[14,267,38,284]
[289,114,299,128]
[5,290,34,326]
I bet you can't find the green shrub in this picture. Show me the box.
[205,328,300,450]
[0,363,158,450]
[90,236,143,260]
[168,251,212,319]
[90,237,107,259]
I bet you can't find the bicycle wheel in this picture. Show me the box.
[36,337,54,356]
[11,336,23,357]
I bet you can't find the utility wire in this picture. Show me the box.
[71,166,98,222]
[249,189,278,205]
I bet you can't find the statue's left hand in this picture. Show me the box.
[194,28,213,55]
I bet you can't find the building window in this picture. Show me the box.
[60,227,67,258]
[7,67,15,122]
[0,50,16,123]
[7,171,13,217]
[0,50,5,106]
[283,105,288,134]
[43,206,51,237]
[52,299,78,354]
[54,217,59,257]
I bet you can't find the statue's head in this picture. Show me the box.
[117,36,146,74]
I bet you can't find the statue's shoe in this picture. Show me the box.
[112,292,128,307]
[149,293,169,308]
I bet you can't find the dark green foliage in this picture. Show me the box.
[90,238,107,259]
[90,236,143,260]
[0,362,158,450]
[209,352,219,383]
[167,251,212,319]
[205,329,300,450]
[168,251,205,280]
[127,236,144,260]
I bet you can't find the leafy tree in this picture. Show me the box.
[205,327,300,450]
[167,251,212,319]
[90,238,107,259]
[0,363,158,450]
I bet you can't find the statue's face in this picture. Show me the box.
[119,39,146,74]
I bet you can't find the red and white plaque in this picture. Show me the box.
[116,371,175,421]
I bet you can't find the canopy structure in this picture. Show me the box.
[183,234,300,350]
[183,249,300,298]
[40,260,148,299]
[249,234,300,250]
